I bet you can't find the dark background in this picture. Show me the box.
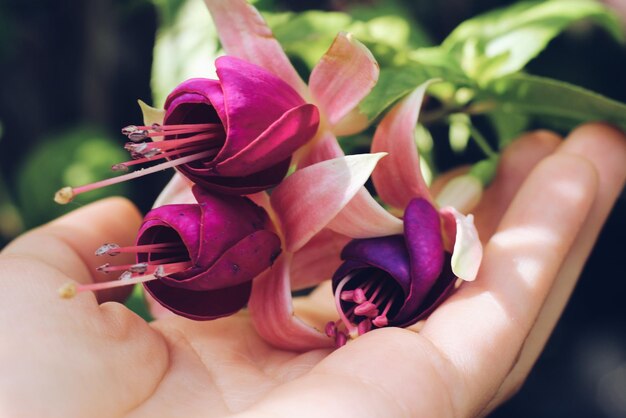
[0,0,624,416]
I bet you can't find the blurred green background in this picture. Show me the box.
[0,0,625,416]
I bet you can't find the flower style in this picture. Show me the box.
[54,56,320,203]
[59,186,281,320]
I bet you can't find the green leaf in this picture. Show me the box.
[484,73,626,131]
[17,127,131,228]
[359,56,471,120]
[443,0,623,80]
[151,0,219,106]
[488,109,530,147]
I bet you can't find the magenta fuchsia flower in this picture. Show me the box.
[54,56,320,203]
[59,186,281,320]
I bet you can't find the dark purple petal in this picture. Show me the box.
[395,254,457,327]
[213,56,307,161]
[335,235,411,294]
[144,280,252,320]
[393,198,444,323]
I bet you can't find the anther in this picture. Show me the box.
[129,263,148,273]
[118,271,133,281]
[154,265,165,278]
[358,319,372,336]
[354,301,378,317]
[128,130,149,142]
[111,163,129,172]
[95,243,120,256]
[335,331,348,348]
[96,263,111,272]
[325,321,337,338]
[353,288,366,304]
[340,290,354,302]
[121,125,138,135]
[372,315,388,327]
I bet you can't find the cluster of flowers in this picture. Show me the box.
[56,0,482,350]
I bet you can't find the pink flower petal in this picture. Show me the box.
[291,229,350,290]
[248,254,333,351]
[271,153,387,252]
[439,207,482,281]
[298,132,403,238]
[371,82,434,209]
[327,191,403,238]
[203,0,308,97]
[435,174,483,213]
[152,173,195,208]
[309,32,379,131]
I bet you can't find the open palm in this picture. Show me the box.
[1,124,624,418]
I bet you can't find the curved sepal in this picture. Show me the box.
[440,206,482,281]
[271,153,387,252]
[291,228,350,290]
[203,0,308,97]
[309,32,379,133]
[248,254,334,351]
[371,82,435,209]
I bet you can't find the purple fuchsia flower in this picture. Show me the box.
[250,82,482,349]
[59,186,281,320]
[54,56,320,203]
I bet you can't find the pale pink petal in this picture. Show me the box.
[309,32,379,130]
[435,174,483,213]
[297,132,403,238]
[371,82,434,209]
[440,207,482,282]
[331,107,371,136]
[271,153,387,252]
[138,99,165,142]
[248,254,333,351]
[327,191,403,238]
[291,229,350,290]
[296,130,344,168]
[203,0,308,98]
[152,173,195,208]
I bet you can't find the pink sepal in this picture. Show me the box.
[203,0,308,98]
[371,82,434,209]
[309,32,379,131]
[248,254,334,351]
[439,207,482,282]
[271,153,387,252]
[291,229,350,290]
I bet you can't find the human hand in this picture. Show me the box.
[1,123,624,418]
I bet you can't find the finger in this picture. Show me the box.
[420,152,599,415]
[1,197,142,303]
[472,130,561,240]
[481,123,626,413]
